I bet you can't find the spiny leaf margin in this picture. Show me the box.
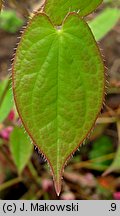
[12,12,105,195]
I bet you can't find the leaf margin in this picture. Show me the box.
[12,12,105,195]
[43,0,103,25]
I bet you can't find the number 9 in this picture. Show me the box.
[111,203,116,211]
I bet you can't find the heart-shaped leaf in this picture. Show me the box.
[12,12,104,195]
[44,0,103,25]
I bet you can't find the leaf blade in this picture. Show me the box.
[10,127,33,173]
[0,79,13,122]
[89,8,120,41]
[13,13,104,194]
[44,0,103,25]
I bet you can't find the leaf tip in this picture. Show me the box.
[54,180,61,196]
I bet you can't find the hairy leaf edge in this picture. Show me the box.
[12,12,105,195]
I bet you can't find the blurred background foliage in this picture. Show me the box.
[0,0,120,200]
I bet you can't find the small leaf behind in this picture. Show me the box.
[103,145,120,176]
[89,136,114,166]
[89,8,120,41]
[10,127,33,173]
[0,79,13,123]
[44,0,103,25]
[0,10,23,33]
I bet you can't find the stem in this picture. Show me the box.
[0,177,22,192]
[107,87,120,94]
[72,153,115,169]
[28,162,41,185]
[0,146,16,172]
[102,121,120,176]
[96,117,117,124]
[76,163,108,171]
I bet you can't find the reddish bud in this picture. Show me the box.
[60,192,75,200]
[42,179,53,192]
[8,110,15,121]
[0,126,13,140]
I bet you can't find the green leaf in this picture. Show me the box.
[103,121,120,175]
[0,10,23,33]
[89,8,120,41]
[10,127,33,173]
[104,0,112,3]
[0,79,13,122]
[44,0,103,25]
[13,13,104,195]
[103,145,120,176]
[89,136,114,166]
